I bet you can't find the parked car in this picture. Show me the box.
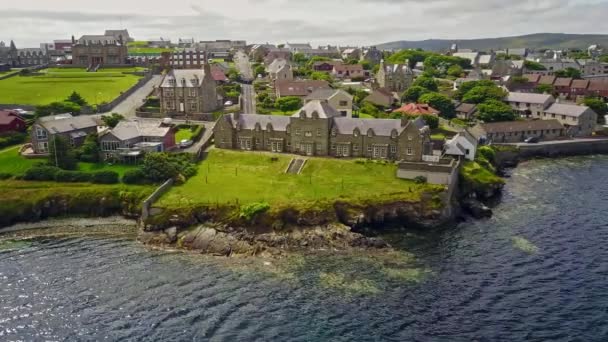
[179,139,193,148]
[12,108,29,116]
[224,101,233,106]
[524,137,540,144]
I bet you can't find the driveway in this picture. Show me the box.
[234,50,253,82]
[241,83,256,114]
[98,75,162,118]
[182,121,216,153]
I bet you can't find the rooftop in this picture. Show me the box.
[506,92,554,104]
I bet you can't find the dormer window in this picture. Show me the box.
[299,110,307,119]
[391,129,398,139]
[367,129,374,138]
[312,111,319,119]
[354,129,360,137]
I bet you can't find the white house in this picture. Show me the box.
[444,130,478,161]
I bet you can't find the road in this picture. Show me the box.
[241,84,256,114]
[498,137,608,147]
[99,75,162,117]
[234,50,254,82]
[183,121,216,153]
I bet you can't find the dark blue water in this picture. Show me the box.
[2,156,608,341]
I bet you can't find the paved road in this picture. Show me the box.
[99,75,162,117]
[183,121,216,153]
[499,137,608,147]
[234,50,253,82]
[241,83,256,114]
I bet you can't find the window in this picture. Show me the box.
[295,128,301,136]
[353,144,359,152]
[339,101,348,106]
[166,101,174,110]
[190,102,197,111]
[407,147,413,155]
[305,131,313,137]
[367,145,372,152]
[37,142,48,152]
[190,89,197,97]
[35,127,47,140]
[407,135,413,141]
[390,145,396,153]
[331,144,336,150]
[316,128,321,137]
[102,141,120,151]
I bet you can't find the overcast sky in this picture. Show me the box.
[4,0,608,47]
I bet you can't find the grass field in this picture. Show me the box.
[0,68,143,105]
[128,47,174,54]
[0,146,138,177]
[158,149,444,209]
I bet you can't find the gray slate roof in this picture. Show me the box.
[293,100,341,119]
[107,120,171,141]
[304,88,352,101]
[267,58,289,73]
[161,69,212,88]
[544,103,592,118]
[506,92,554,104]
[333,117,405,136]
[38,115,98,134]
[233,114,290,131]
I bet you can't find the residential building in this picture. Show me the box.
[588,80,608,99]
[332,64,367,79]
[213,100,433,161]
[376,60,414,92]
[169,49,207,68]
[98,119,175,161]
[505,92,555,118]
[264,49,292,65]
[471,120,566,143]
[361,46,383,64]
[104,29,132,42]
[312,60,342,72]
[341,48,360,60]
[364,88,397,108]
[0,40,18,66]
[307,48,341,58]
[159,59,220,115]
[582,60,608,76]
[0,110,26,134]
[249,44,275,61]
[444,130,478,161]
[266,58,293,81]
[393,103,440,116]
[304,88,353,117]
[31,114,100,154]
[284,43,313,54]
[17,48,49,66]
[71,34,128,67]
[455,103,477,120]
[178,38,195,48]
[197,40,246,54]
[588,44,603,58]
[453,52,480,66]
[541,103,597,137]
[274,80,330,99]
[570,79,590,98]
[553,77,573,97]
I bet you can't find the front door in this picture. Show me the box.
[304,143,313,156]
[373,145,387,159]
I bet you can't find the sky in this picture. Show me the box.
[3,0,608,48]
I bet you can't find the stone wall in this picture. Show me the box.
[397,159,459,186]
[97,73,153,113]
[494,139,608,164]
[140,179,174,222]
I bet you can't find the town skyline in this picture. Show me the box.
[5,0,608,47]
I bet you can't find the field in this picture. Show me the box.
[128,47,174,55]
[158,149,444,209]
[0,146,138,177]
[0,68,143,105]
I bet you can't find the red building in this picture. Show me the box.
[0,110,26,134]
[393,103,440,116]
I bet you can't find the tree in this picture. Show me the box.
[361,60,372,70]
[345,88,370,107]
[454,80,496,100]
[600,55,608,63]
[476,100,517,122]
[310,71,333,82]
[535,84,555,95]
[66,91,88,106]
[254,64,266,77]
[524,60,546,71]
[583,97,607,124]
[101,113,124,128]
[79,134,100,163]
[275,96,302,113]
[293,53,309,65]
[554,67,582,79]
[35,101,81,117]
[462,86,507,104]
[48,135,78,170]
[402,86,431,103]
[360,101,384,118]
[227,67,240,82]
[412,76,438,92]
[142,153,180,182]
[419,92,455,119]
[447,65,464,78]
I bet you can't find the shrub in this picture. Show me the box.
[477,146,496,164]
[0,132,27,149]
[24,166,61,181]
[239,202,271,221]
[122,169,148,184]
[91,171,119,184]
[0,173,13,180]
[54,170,92,183]
[413,176,427,184]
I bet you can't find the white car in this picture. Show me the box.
[179,139,194,148]
[224,101,233,106]
[12,108,28,115]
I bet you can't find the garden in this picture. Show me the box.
[0,67,144,105]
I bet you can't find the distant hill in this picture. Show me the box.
[377,33,608,52]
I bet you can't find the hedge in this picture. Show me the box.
[54,170,92,183]
[91,171,120,184]
[24,166,61,181]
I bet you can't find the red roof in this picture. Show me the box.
[571,79,589,89]
[210,65,227,82]
[0,110,25,125]
[523,74,541,83]
[539,75,556,85]
[589,80,608,91]
[393,103,440,116]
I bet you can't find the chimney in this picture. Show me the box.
[400,116,408,127]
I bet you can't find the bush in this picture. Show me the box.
[54,170,92,183]
[239,202,271,221]
[24,166,61,181]
[0,173,13,180]
[414,176,427,184]
[91,171,119,184]
[0,132,27,149]
[122,169,149,184]
[477,146,496,164]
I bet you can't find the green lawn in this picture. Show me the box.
[0,145,138,177]
[128,47,173,54]
[357,113,375,119]
[0,69,142,105]
[158,149,444,209]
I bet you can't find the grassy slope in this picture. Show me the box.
[0,146,138,177]
[0,69,142,105]
[460,161,504,188]
[158,149,444,209]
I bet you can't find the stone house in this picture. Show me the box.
[444,130,477,161]
[266,58,293,81]
[304,89,353,117]
[214,100,433,161]
[332,64,367,80]
[341,48,360,60]
[274,80,330,99]
[264,49,292,65]
[470,120,565,144]
[0,40,18,66]
[159,60,220,115]
[582,60,608,76]
[17,48,49,66]
[284,43,313,54]
[455,103,477,120]
[31,114,100,154]
[98,119,175,161]
[0,110,26,134]
[364,88,397,108]
[541,103,597,137]
[104,30,132,42]
[376,60,414,92]
[505,92,556,118]
[71,34,128,67]
[361,47,383,65]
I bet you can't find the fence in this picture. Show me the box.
[97,73,153,113]
[140,178,174,222]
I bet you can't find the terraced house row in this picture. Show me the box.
[214,100,434,162]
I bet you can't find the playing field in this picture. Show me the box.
[0,68,144,105]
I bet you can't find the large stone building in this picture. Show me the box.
[376,60,414,92]
[214,100,433,160]
[17,48,49,66]
[159,59,220,115]
[71,34,128,67]
[0,40,18,66]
